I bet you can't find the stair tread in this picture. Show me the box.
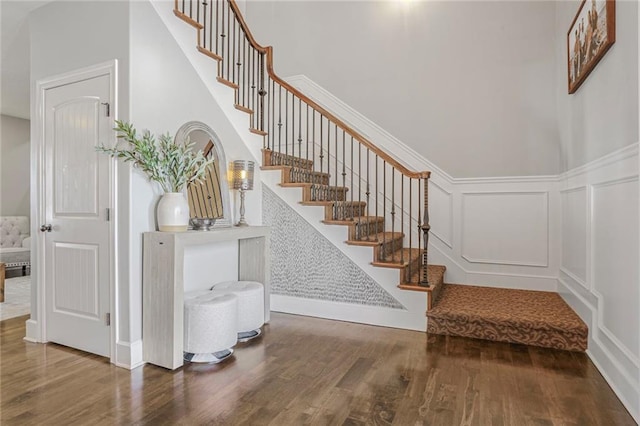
[235,104,253,114]
[346,232,404,247]
[426,284,588,351]
[427,284,588,333]
[280,183,348,191]
[322,216,384,226]
[262,165,329,177]
[217,76,239,89]
[301,200,367,206]
[289,167,329,176]
[261,165,291,171]
[263,149,314,169]
[398,264,446,290]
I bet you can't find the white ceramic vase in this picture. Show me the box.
[157,192,190,232]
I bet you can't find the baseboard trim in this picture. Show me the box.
[24,319,41,342]
[558,279,640,423]
[271,294,427,332]
[115,339,145,370]
[587,344,640,423]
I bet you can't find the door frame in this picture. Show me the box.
[29,60,118,363]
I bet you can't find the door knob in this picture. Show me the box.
[40,224,52,232]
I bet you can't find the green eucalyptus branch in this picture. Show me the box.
[96,120,215,193]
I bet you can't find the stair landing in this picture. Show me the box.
[427,284,588,351]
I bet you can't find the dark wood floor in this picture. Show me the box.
[1,313,635,425]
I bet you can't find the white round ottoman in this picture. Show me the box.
[210,281,264,342]
[183,291,238,363]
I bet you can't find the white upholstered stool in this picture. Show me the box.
[183,290,238,363]
[210,281,264,342]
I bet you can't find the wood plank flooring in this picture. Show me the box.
[1,313,635,425]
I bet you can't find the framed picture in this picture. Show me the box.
[567,0,615,94]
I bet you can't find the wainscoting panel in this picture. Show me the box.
[592,176,639,359]
[461,191,549,267]
[560,186,587,285]
[429,180,453,248]
[558,143,639,423]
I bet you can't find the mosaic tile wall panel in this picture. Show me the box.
[263,185,404,309]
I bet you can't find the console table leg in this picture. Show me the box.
[1,262,5,303]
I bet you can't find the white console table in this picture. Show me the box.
[142,226,270,370]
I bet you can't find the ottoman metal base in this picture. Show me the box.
[237,328,262,343]
[183,349,233,364]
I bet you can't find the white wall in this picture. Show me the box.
[555,0,639,172]
[0,114,30,215]
[245,0,560,178]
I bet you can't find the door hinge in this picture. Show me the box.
[101,102,110,117]
[106,313,111,326]
[106,208,110,221]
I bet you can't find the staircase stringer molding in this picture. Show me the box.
[168,0,447,313]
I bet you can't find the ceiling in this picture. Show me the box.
[1,1,51,119]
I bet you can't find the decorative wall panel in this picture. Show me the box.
[561,187,587,285]
[557,144,639,422]
[592,177,639,358]
[262,185,403,309]
[461,191,549,267]
[429,180,453,248]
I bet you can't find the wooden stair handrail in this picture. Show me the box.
[223,0,430,180]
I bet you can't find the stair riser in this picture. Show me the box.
[429,281,444,308]
[427,317,588,351]
[304,186,348,202]
[326,203,367,221]
[374,237,405,261]
[287,169,330,185]
[266,151,314,170]
[349,221,385,241]
[403,258,423,283]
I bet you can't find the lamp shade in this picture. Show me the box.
[231,160,254,191]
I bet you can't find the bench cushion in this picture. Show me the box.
[0,216,29,248]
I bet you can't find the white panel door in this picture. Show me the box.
[43,74,112,357]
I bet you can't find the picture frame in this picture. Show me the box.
[567,0,615,94]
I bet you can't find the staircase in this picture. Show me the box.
[262,149,447,308]
[172,0,446,310]
[169,0,588,351]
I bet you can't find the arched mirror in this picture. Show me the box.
[175,121,232,229]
